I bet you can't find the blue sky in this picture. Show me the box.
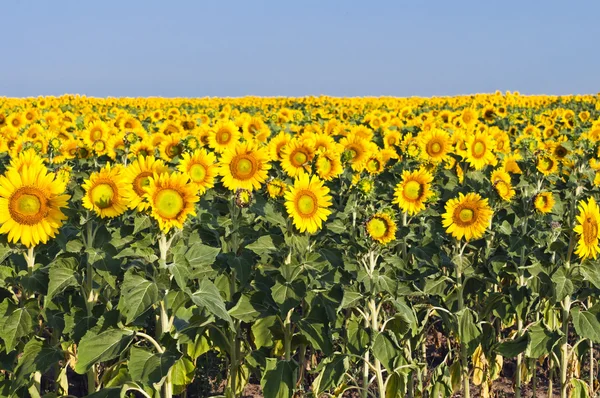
[1,1,599,97]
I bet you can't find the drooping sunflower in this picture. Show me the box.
[177,149,218,194]
[284,173,332,234]
[242,116,271,143]
[83,164,132,218]
[442,192,493,241]
[207,121,240,153]
[574,197,600,260]
[393,168,434,215]
[490,169,515,201]
[366,213,397,245]
[266,179,287,198]
[536,155,558,176]
[0,164,70,247]
[123,156,169,211]
[465,131,497,170]
[159,133,184,161]
[419,128,451,164]
[534,192,555,214]
[144,172,199,232]
[219,142,271,191]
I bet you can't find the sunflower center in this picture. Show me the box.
[292,150,308,166]
[232,156,255,179]
[473,141,486,157]
[584,217,599,245]
[367,159,380,172]
[458,208,475,223]
[155,189,184,219]
[91,183,116,209]
[429,141,442,155]
[216,130,231,145]
[91,128,103,141]
[133,172,153,196]
[296,192,318,217]
[9,187,49,225]
[367,218,387,238]
[404,180,423,201]
[189,164,207,182]
[319,158,332,174]
[166,144,182,158]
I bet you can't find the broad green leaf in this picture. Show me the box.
[311,353,348,396]
[75,329,134,374]
[189,279,233,325]
[0,307,33,352]
[385,372,406,398]
[526,321,561,359]
[457,309,481,355]
[133,215,152,234]
[171,357,195,395]
[12,338,63,393]
[298,321,333,356]
[47,257,80,301]
[552,266,574,302]
[229,292,269,323]
[581,262,600,290]
[495,333,529,357]
[118,272,159,324]
[572,307,600,343]
[141,350,181,385]
[372,332,399,373]
[246,235,276,256]
[571,378,590,398]
[185,242,220,268]
[128,346,153,382]
[271,279,305,315]
[340,290,363,309]
[261,359,296,398]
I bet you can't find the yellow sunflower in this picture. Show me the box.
[574,197,600,260]
[366,213,397,245]
[159,133,184,161]
[340,134,373,171]
[268,132,291,161]
[266,179,287,198]
[8,148,45,172]
[144,172,198,232]
[242,116,271,143]
[284,173,332,234]
[536,155,558,176]
[534,192,555,214]
[465,131,497,170]
[442,192,493,241]
[208,121,240,153]
[0,164,70,247]
[123,156,169,211]
[315,150,343,181]
[177,149,218,194]
[490,169,515,201]
[280,139,315,178]
[83,164,132,218]
[393,168,434,215]
[419,128,451,164]
[219,142,271,191]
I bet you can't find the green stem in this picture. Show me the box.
[362,316,370,398]
[157,233,172,398]
[284,309,293,361]
[455,244,470,398]
[368,299,385,398]
[84,221,97,394]
[589,297,594,394]
[548,357,554,398]
[560,293,571,398]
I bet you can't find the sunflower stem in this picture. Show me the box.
[455,242,470,398]
[156,232,173,398]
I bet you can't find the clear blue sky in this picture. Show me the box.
[1,1,599,98]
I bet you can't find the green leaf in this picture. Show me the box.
[572,307,600,344]
[128,346,153,382]
[340,290,363,309]
[189,279,233,325]
[185,243,220,268]
[271,278,305,315]
[570,378,590,398]
[133,215,152,234]
[552,266,574,302]
[84,388,122,398]
[246,235,276,256]
[298,321,333,356]
[311,353,348,395]
[581,262,600,290]
[229,292,270,323]
[47,257,80,301]
[118,272,159,324]
[385,372,406,398]
[261,359,296,398]
[252,316,276,349]
[170,255,191,290]
[526,321,561,359]
[372,332,399,373]
[12,338,63,393]
[495,333,529,357]
[457,309,481,355]
[74,329,134,374]
[171,357,196,395]
[0,307,33,352]
[141,350,181,385]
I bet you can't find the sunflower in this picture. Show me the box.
[465,131,497,170]
[419,128,451,164]
[315,150,343,181]
[366,213,397,245]
[266,179,287,198]
[364,151,385,175]
[129,139,155,159]
[442,192,493,241]
[219,142,271,191]
[123,156,169,211]
[284,173,332,234]
[144,172,198,232]
[461,108,478,126]
[574,197,600,260]
[268,132,291,161]
[0,164,70,247]
[534,192,555,214]
[536,155,558,176]
[502,153,523,174]
[340,134,373,171]
[83,164,132,218]
[242,116,270,143]
[177,149,217,194]
[280,139,315,178]
[208,121,240,153]
[490,169,515,201]
[9,148,45,172]
[393,168,434,215]
[159,133,184,161]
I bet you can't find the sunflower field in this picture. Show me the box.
[1,93,600,398]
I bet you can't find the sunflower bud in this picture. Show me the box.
[235,189,253,208]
